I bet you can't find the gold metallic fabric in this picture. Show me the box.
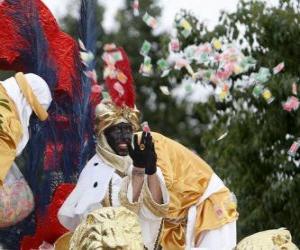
[15,72,48,121]
[147,132,238,250]
[95,100,140,135]
[69,207,144,250]
[236,228,299,250]
[143,180,169,217]
[54,232,73,250]
[0,84,22,182]
[118,176,142,215]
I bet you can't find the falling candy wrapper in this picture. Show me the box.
[273,62,285,75]
[254,67,271,84]
[143,12,157,29]
[131,0,139,16]
[157,58,170,77]
[113,82,125,96]
[217,131,229,141]
[140,40,151,56]
[80,51,95,66]
[102,91,110,100]
[292,83,297,95]
[102,51,123,66]
[288,140,300,157]
[160,86,170,95]
[103,43,117,51]
[142,121,151,133]
[282,96,300,112]
[262,88,274,104]
[117,71,128,84]
[252,85,264,98]
[169,38,180,52]
[212,38,222,50]
[179,18,192,38]
[139,56,153,77]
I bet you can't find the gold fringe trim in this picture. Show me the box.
[119,176,142,214]
[143,182,168,218]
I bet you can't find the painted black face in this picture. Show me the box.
[104,122,133,156]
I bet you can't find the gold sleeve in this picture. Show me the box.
[118,176,143,214]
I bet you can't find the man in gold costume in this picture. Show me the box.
[58,47,170,250]
[58,46,238,250]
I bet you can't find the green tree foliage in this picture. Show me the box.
[59,0,300,244]
[170,0,300,243]
[106,0,183,140]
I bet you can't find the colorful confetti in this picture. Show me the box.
[273,62,285,74]
[288,140,300,157]
[262,88,274,104]
[131,0,139,16]
[140,40,152,56]
[160,86,170,95]
[282,96,300,112]
[143,12,157,29]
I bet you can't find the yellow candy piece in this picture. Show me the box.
[234,65,242,74]
[117,71,128,84]
[180,19,192,31]
[212,39,222,50]
[262,89,272,100]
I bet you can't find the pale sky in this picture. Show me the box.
[42,0,279,32]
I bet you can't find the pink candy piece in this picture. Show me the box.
[282,96,300,112]
[288,141,300,157]
[273,62,285,74]
[169,38,180,52]
[113,82,125,96]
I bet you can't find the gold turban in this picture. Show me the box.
[95,100,140,136]
[236,228,299,250]
[69,207,144,250]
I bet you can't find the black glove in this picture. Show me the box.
[128,132,157,175]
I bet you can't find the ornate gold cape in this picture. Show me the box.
[150,132,238,250]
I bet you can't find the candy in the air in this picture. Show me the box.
[262,88,274,104]
[157,58,170,77]
[282,96,300,112]
[160,86,170,95]
[179,18,192,38]
[254,67,271,83]
[292,82,297,95]
[217,131,229,141]
[169,38,180,52]
[102,91,110,100]
[212,38,222,50]
[103,43,117,51]
[288,140,300,157]
[117,71,128,84]
[113,82,125,96]
[140,40,151,56]
[139,56,153,77]
[143,12,157,29]
[80,51,94,65]
[273,62,285,74]
[132,0,139,16]
[252,85,264,98]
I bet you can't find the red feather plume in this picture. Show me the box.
[0,0,79,100]
[104,47,136,108]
